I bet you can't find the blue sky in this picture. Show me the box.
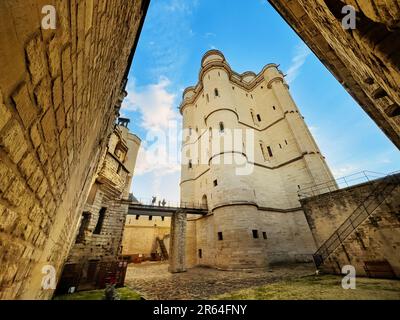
[121,0,400,203]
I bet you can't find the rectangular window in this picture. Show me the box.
[198,249,202,258]
[262,232,267,239]
[218,232,223,241]
[149,216,153,221]
[267,146,273,157]
[252,230,259,239]
[93,207,106,234]
[161,216,165,222]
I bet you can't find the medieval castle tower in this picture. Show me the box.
[180,50,336,270]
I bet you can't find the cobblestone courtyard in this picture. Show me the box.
[124,262,315,300]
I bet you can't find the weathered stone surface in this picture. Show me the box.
[125,262,314,300]
[301,175,400,278]
[268,0,400,148]
[58,124,141,293]
[0,0,149,300]
[12,83,37,129]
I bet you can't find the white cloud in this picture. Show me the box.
[205,32,216,38]
[286,43,311,84]
[123,77,178,132]
[122,78,182,177]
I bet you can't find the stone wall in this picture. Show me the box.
[0,0,148,299]
[122,215,171,259]
[58,124,141,292]
[268,0,400,148]
[301,177,400,277]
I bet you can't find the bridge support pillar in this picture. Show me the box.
[169,210,187,273]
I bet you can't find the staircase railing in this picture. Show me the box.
[313,172,400,268]
[156,237,169,260]
[298,170,387,200]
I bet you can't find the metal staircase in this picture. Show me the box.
[313,172,400,268]
[156,237,169,260]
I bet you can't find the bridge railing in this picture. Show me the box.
[132,197,208,210]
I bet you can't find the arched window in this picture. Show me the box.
[214,88,219,97]
[201,195,208,209]
[219,122,224,133]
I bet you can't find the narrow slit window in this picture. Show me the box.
[189,160,192,169]
[257,114,261,122]
[260,143,267,161]
[206,94,209,102]
[213,179,218,187]
[214,88,219,97]
[267,146,273,157]
[252,230,259,239]
[273,106,276,110]
[218,232,223,241]
[219,122,224,133]
[198,249,202,258]
[285,139,288,145]
[250,111,255,125]
[262,232,267,239]
[93,207,106,234]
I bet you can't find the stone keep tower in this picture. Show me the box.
[179,50,336,270]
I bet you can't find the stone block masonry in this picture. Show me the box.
[268,0,400,148]
[301,176,400,278]
[0,0,149,299]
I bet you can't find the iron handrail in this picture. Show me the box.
[313,172,399,267]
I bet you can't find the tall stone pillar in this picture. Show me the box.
[169,211,187,273]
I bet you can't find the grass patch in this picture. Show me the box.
[215,275,400,300]
[53,287,142,300]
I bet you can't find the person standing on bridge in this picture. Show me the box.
[162,199,166,207]
[151,196,156,206]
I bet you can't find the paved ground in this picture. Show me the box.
[124,262,315,300]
